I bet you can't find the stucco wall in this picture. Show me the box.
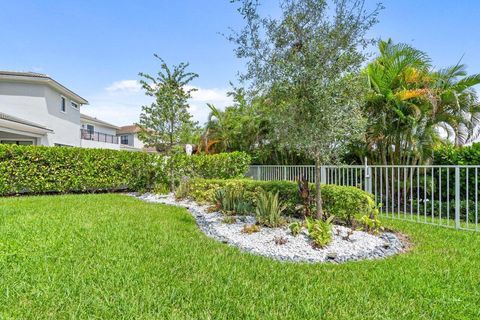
[133,133,145,149]
[80,139,120,150]
[80,121,117,136]
[0,81,82,146]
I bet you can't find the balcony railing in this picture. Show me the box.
[81,129,118,144]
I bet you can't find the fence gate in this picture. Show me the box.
[247,165,480,232]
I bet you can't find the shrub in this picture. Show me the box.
[305,216,334,248]
[321,185,377,225]
[255,190,286,227]
[433,143,480,165]
[153,183,170,195]
[359,214,382,234]
[189,179,377,225]
[222,216,237,224]
[0,146,250,196]
[215,188,252,215]
[165,151,251,186]
[411,199,476,222]
[289,221,302,236]
[174,179,191,199]
[241,224,261,234]
[0,145,157,195]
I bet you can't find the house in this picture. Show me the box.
[0,71,123,150]
[117,124,157,153]
[80,113,120,150]
[0,71,88,146]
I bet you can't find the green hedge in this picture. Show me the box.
[0,145,155,195]
[165,151,251,182]
[188,179,376,223]
[0,146,251,196]
[433,143,480,165]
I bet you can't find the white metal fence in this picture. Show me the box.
[247,165,480,231]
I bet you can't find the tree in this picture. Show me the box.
[229,0,382,219]
[201,89,312,164]
[361,39,435,165]
[138,54,199,153]
[352,39,480,165]
[433,63,480,146]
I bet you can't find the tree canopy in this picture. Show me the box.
[228,0,382,218]
[138,54,199,153]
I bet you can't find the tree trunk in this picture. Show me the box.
[315,157,324,220]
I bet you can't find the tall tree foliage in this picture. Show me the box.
[138,54,199,152]
[201,89,311,164]
[229,0,382,218]
[433,63,480,146]
[352,39,480,165]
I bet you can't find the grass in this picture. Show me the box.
[1,194,480,319]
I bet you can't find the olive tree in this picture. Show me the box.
[229,0,382,218]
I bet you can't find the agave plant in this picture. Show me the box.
[215,188,251,215]
[255,191,286,227]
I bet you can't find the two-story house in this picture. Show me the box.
[0,71,120,150]
[80,113,120,149]
[117,124,157,153]
[0,71,88,146]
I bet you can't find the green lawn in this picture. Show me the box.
[1,194,479,319]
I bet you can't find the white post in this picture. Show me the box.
[455,166,461,229]
[364,157,371,193]
[257,166,261,181]
[320,166,326,184]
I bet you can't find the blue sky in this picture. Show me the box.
[1,0,479,125]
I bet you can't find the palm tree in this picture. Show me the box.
[360,39,480,165]
[432,63,480,146]
[362,39,435,165]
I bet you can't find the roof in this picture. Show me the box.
[117,124,142,135]
[0,70,89,105]
[0,112,53,132]
[80,113,119,130]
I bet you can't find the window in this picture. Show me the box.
[120,135,129,145]
[86,124,94,134]
[1,140,34,145]
[61,96,66,112]
[71,101,78,109]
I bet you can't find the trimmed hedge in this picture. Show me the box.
[0,145,155,195]
[433,143,480,165]
[165,151,251,182]
[188,178,376,223]
[0,146,251,196]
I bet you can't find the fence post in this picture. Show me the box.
[320,166,326,184]
[455,166,461,229]
[284,166,287,181]
[364,157,372,193]
[256,166,261,181]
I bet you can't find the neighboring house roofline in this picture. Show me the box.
[0,70,89,105]
[80,113,120,130]
[117,124,142,135]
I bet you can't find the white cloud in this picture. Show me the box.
[106,80,142,93]
[83,80,233,127]
[186,85,232,104]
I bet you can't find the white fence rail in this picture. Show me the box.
[247,165,480,232]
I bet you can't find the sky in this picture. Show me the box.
[1,0,480,126]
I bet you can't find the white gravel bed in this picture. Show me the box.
[132,193,405,263]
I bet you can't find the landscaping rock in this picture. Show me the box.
[132,193,405,263]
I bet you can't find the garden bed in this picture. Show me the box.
[134,193,405,263]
